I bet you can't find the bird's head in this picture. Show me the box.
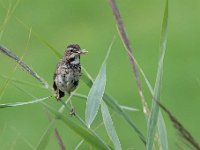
[65,44,87,57]
[64,44,87,63]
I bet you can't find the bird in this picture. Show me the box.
[53,44,87,115]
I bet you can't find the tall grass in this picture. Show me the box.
[0,0,200,149]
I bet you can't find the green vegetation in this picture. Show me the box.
[0,0,200,149]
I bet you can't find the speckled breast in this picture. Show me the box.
[55,64,81,93]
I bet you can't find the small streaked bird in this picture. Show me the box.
[53,44,87,114]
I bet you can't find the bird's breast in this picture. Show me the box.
[55,64,81,93]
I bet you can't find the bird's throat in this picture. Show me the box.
[70,56,80,65]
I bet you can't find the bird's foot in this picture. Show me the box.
[70,107,76,116]
[56,95,61,101]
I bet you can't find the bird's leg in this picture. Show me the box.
[56,89,61,101]
[69,101,75,116]
[55,90,65,101]
[69,93,75,116]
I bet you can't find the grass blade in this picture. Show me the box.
[85,39,114,128]
[81,67,146,144]
[74,140,84,150]
[85,62,106,127]
[36,121,55,150]
[42,103,112,150]
[147,0,169,150]
[0,96,51,108]
[120,105,139,112]
[157,112,168,150]
[103,93,146,144]
[101,101,121,150]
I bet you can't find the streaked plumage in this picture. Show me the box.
[53,44,87,100]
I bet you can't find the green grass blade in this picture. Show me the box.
[120,105,139,112]
[132,43,168,150]
[82,66,94,82]
[85,40,113,128]
[101,101,122,150]
[81,68,94,86]
[157,112,168,150]
[42,103,112,150]
[74,140,84,150]
[0,96,51,108]
[85,62,106,127]
[81,65,145,144]
[36,121,55,150]
[103,93,146,144]
[147,0,169,150]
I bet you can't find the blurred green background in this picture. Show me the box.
[1,0,200,149]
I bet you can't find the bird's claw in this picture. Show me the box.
[70,108,76,116]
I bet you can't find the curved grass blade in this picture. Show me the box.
[36,121,55,150]
[85,39,114,128]
[0,96,51,108]
[85,62,106,127]
[147,1,169,150]
[42,103,112,150]
[82,67,146,144]
[101,101,121,150]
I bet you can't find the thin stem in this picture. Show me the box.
[0,45,49,88]
[158,102,200,150]
[108,0,149,117]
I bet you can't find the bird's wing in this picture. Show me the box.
[53,61,61,91]
[53,77,57,91]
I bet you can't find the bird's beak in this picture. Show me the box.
[78,49,88,54]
